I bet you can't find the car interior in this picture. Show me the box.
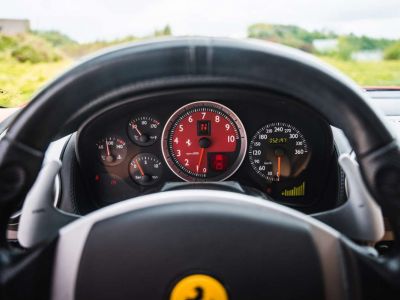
[1,37,400,299]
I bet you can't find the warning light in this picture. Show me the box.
[197,120,211,136]
[210,153,229,172]
[95,175,100,181]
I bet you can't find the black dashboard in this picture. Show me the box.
[76,88,342,213]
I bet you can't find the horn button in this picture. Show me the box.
[75,201,325,299]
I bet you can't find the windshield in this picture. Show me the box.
[1,0,400,108]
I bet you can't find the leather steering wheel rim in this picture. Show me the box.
[1,37,400,299]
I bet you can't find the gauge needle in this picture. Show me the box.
[132,124,142,136]
[135,159,145,176]
[197,148,205,172]
[105,139,111,156]
[277,156,281,180]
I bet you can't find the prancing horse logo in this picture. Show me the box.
[186,286,204,300]
[170,274,228,300]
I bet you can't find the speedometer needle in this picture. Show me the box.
[276,156,281,181]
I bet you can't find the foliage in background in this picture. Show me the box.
[32,30,77,47]
[1,23,400,108]
[58,25,172,58]
[333,34,394,60]
[0,33,63,63]
[61,35,139,59]
[340,34,393,51]
[0,60,70,107]
[0,25,173,107]
[320,57,400,86]
[154,25,172,37]
[248,23,397,60]
[384,42,400,60]
[248,23,336,52]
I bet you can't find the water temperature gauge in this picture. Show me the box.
[129,153,163,186]
[96,136,127,166]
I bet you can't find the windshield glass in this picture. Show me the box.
[1,0,400,107]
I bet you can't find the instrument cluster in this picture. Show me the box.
[76,89,339,212]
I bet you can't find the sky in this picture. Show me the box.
[3,0,400,42]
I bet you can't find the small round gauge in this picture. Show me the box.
[249,122,311,182]
[162,101,247,182]
[129,153,163,186]
[128,116,161,146]
[96,136,127,166]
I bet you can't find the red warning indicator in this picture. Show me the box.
[210,153,229,172]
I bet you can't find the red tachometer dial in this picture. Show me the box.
[162,101,247,181]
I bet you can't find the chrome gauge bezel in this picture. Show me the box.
[161,101,247,182]
[248,122,310,182]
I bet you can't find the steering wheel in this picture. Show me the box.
[1,38,400,300]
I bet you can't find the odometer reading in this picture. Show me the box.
[249,122,311,182]
[162,101,247,181]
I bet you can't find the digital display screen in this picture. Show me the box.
[197,120,211,136]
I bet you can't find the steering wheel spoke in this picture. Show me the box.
[18,160,79,249]
[313,153,385,242]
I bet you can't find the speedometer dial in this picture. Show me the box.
[162,101,247,182]
[249,122,311,182]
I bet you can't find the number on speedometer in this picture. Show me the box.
[162,101,247,182]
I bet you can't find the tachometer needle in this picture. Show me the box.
[135,159,145,176]
[197,147,205,173]
[277,156,281,180]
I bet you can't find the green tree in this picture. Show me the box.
[0,35,18,51]
[384,42,400,60]
[247,23,336,52]
[32,30,77,47]
[0,33,62,63]
[247,23,397,59]
[154,25,172,37]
